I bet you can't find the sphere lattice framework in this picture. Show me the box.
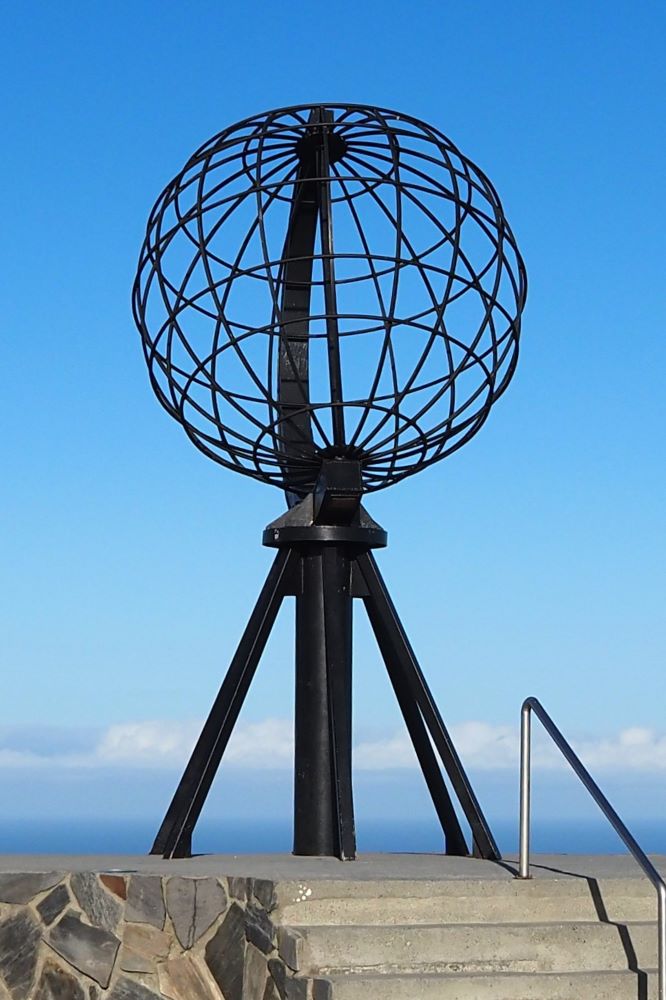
[133,104,527,496]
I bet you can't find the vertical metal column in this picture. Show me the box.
[293,543,355,858]
[315,109,346,449]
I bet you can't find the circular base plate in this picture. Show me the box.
[263,523,387,548]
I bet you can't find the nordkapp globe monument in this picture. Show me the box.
[132,104,526,861]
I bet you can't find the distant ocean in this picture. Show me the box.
[1,818,664,856]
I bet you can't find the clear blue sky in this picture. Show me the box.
[1,1,664,836]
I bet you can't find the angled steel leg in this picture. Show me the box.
[357,551,501,861]
[151,548,295,859]
[364,594,469,856]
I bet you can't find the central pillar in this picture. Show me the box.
[293,543,354,857]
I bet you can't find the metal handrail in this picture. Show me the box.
[518,696,666,1000]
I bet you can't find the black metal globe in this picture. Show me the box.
[136,104,529,862]
[132,104,526,497]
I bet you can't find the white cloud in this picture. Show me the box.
[451,721,518,770]
[95,717,295,769]
[2,718,666,774]
[574,728,666,772]
[96,720,199,766]
[451,722,666,774]
[224,719,294,767]
[355,733,418,770]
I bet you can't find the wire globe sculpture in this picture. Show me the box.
[132,104,527,499]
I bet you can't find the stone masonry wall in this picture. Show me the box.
[0,871,327,1000]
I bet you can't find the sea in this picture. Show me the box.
[1,818,664,856]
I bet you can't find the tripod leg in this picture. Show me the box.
[364,592,469,856]
[357,551,501,861]
[151,548,295,859]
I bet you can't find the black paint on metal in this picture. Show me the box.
[133,104,526,498]
[152,509,501,861]
[134,103,526,863]
[276,113,319,505]
[293,543,355,858]
[364,591,469,856]
[151,548,295,859]
[315,109,346,449]
[321,543,355,859]
[357,550,502,861]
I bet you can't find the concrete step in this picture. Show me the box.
[278,877,658,926]
[297,920,658,975]
[321,968,658,1000]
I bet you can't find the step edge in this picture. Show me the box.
[320,967,660,981]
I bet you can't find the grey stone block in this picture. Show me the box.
[205,902,246,1000]
[34,960,85,1000]
[243,944,268,1000]
[107,976,162,1000]
[48,912,120,987]
[252,879,277,911]
[277,927,303,972]
[267,958,287,1000]
[285,978,309,1000]
[71,873,123,932]
[245,903,276,954]
[37,884,70,926]
[263,979,281,1000]
[312,979,333,1000]
[228,877,251,902]
[0,911,41,999]
[165,877,195,949]
[166,876,227,949]
[0,871,62,904]
[125,876,165,929]
[194,876,228,942]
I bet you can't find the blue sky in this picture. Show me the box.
[1,1,665,842]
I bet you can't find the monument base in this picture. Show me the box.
[0,853,661,999]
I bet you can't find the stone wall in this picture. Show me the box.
[0,871,325,1000]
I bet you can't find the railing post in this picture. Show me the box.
[517,696,666,995]
[658,883,666,1000]
[518,700,531,879]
